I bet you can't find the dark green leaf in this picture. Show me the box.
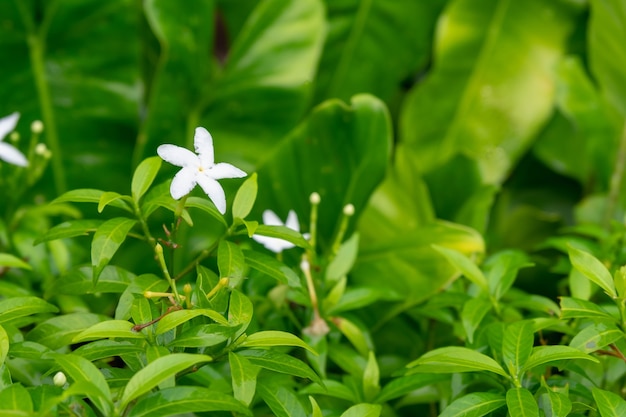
[243,249,301,287]
[91,217,137,283]
[238,349,322,385]
[439,392,506,417]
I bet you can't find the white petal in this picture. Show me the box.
[157,144,198,167]
[0,112,19,141]
[285,210,300,232]
[209,162,246,180]
[170,167,197,199]
[262,210,283,226]
[194,127,214,167]
[0,142,28,167]
[196,174,227,214]
[252,234,295,253]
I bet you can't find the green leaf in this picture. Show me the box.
[229,352,259,406]
[73,340,144,362]
[340,404,382,417]
[0,254,31,270]
[461,297,492,344]
[333,316,372,357]
[35,220,103,244]
[52,265,134,296]
[439,392,506,417]
[0,297,58,325]
[592,387,626,417]
[523,346,598,372]
[502,321,534,380]
[131,156,162,203]
[239,331,317,355]
[569,322,623,354]
[257,381,307,417]
[506,387,539,417]
[0,326,8,365]
[243,249,301,287]
[218,241,245,284]
[376,373,449,403]
[309,396,323,417]
[238,349,322,385]
[54,353,113,416]
[485,250,533,300]
[51,189,133,211]
[26,313,105,350]
[326,233,359,282]
[91,217,137,283]
[326,287,397,315]
[432,245,488,291]
[559,297,616,321]
[228,289,253,337]
[232,172,257,220]
[184,197,227,227]
[156,308,228,335]
[72,320,146,343]
[98,191,132,213]
[118,353,213,412]
[167,324,238,348]
[0,384,33,413]
[363,351,380,402]
[568,245,616,298]
[537,387,572,417]
[407,346,508,377]
[253,225,311,249]
[127,386,251,417]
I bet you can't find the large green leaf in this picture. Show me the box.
[340,403,382,417]
[569,322,623,354]
[0,384,33,413]
[0,296,58,325]
[229,352,259,406]
[506,387,539,417]
[407,346,508,377]
[523,346,598,372]
[239,331,316,355]
[257,381,307,417]
[238,349,322,385]
[502,321,534,380]
[256,94,391,248]
[439,392,506,417]
[592,387,626,417]
[26,313,105,350]
[91,217,137,283]
[568,245,616,298]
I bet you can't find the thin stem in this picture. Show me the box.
[604,121,626,229]
[174,248,212,281]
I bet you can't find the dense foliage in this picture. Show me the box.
[1,0,626,416]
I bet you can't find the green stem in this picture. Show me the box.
[604,120,626,229]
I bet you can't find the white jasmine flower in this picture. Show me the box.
[157,127,246,214]
[253,210,309,253]
[0,112,28,167]
[53,371,67,387]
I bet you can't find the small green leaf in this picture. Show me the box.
[407,346,508,377]
[340,403,382,417]
[309,396,323,417]
[375,373,449,403]
[0,383,34,413]
[326,233,359,282]
[0,296,59,325]
[502,321,534,380]
[167,324,238,348]
[239,330,317,355]
[432,244,488,291]
[73,340,144,362]
[228,289,253,337]
[118,353,213,412]
[334,316,371,357]
[51,188,133,211]
[461,297,492,344]
[238,349,322,385]
[485,250,533,300]
[523,345,598,372]
[232,172,257,219]
[243,249,301,287]
[254,225,311,249]
[439,392,506,417]
[506,387,539,417]
[35,220,104,244]
[98,191,132,213]
[218,241,245,284]
[26,313,105,350]
[0,325,8,366]
[229,352,259,406]
[257,382,307,417]
[559,297,616,321]
[363,351,380,402]
[185,196,227,226]
[132,156,162,203]
[592,387,626,417]
[156,308,228,335]
[0,253,31,270]
[53,265,134,296]
[569,322,623,354]
[568,245,616,298]
[72,320,145,343]
[91,217,137,283]
[537,387,572,417]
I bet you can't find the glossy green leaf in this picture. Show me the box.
[376,373,449,403]
[439,392,506,417]
[407,346,508,377]
[232,173,257,220]
[433,245,488,291]
[569,322,623,354]
[218,241,245,284]
[98,191,132,213]
[238,349,322,385]
[326,287,397,315]
[91,217,137,283]
[363,351,380,402]
[243,249,300,287]
[309,396,323,417]
[127,386,251,417]
[523,346,598,372]
[340,404,382,417]
[156,308,228,335]
[0,297,58,325]
[0,384,33,413]
[538,387,572,417]
[167,324,238,348]
[0,254,31,270]
[506,387,539,417]
[301,379,356,403]
[35,219,103,244]
[239,331,316,355]
[9,341,51,360]
[485,250,533,300]
[257,381,307,417]
[229,352,259,406]
[118,353,213,412]
[559,297,616,321]
[184,197,228,227]
[253,225,311,250]
[228,289,253,337]
[73,340,144,362]
[51,189,133,211]
[132,156,162,203]
[52,265,134,296]
[462,297,492,344]
[54,353,113,416]
[72,320,146,343]
[326,233,359,282]
[26,313,105,350]
[592,387,626,417]
[502,321,534,380]
[0,326,8,365]
[334,316,371,357]
[568,245,616,298]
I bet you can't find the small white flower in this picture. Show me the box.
[0,112,28,167]
[157,127,246,214]
[253,210,309,253]
[53,371,67,387]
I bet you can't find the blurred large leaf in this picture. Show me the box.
[400,0,580,218]
[256,94,392,248]
[314,0,446,105]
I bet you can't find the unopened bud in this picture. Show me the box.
[309,192,320,205]
[35,143,51,159]
[183,283,192,294]
[9,132,19,143]
[343,204,355,216]
[53,371,67,387]
[31,120,44,134]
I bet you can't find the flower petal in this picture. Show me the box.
[158,144,198,168]
[194,127,214,167]
[196,174,227,214]
[170,167,197,199]
[0,142,28,167]
[262,210,283,226]
[285,210,300,232]
[0,112,19,141]
[209,162,246,180]
[252,234,295,253]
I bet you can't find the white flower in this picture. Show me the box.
[253,210,309,253]
[0,112,28,167]
[157,127,246,214]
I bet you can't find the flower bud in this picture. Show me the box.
[9,132,19,143]
[309,192,321,205]
[53,371,67,387]
[343,204,355,216]
[31,120,44,134]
